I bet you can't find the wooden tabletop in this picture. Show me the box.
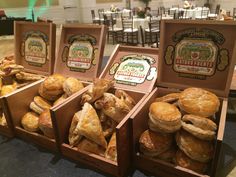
[230,70,236,91]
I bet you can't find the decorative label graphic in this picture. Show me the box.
[22,31,48,67]
[62,34,97,72]
[174,39,218,76]
[164,28,229,79]
[110,55,156,86]
[68,41,93,70]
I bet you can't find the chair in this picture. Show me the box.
[98,8,105,24]
[233,8,236,20]
[144,20,160,47]
[208,4,220,19]
[121,16,138,45]
[196,7,209,20]
[107,14,123,44]
[91,10,100,24]
[139,26,145,47]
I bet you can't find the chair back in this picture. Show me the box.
[148,20,160,47]
[201,7,209,19]
[91,10,96,19]
[215,4,221,14]
[139,25,145,47]
[233,8,236,20]
[98,8,104,20]
[122,16,134,31]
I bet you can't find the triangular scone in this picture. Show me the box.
[81,79,114,104]
[75,102,107,148]
[68,111,82,147]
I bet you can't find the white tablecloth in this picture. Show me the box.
[170,7,208,19]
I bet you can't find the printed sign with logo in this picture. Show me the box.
[21,31,49,67]
[62,34,97,72]
[164,28,229,80]
[109,54,157,86]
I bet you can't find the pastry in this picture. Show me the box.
[175,149,208,174]
[53,94,68,106]
[39,74,66,101]
[21,112,39,132]
[182,114,217,140]
[38,110,54,139]
[15,71,44,81]
[94,93,131,123]
[30,96,52,114]
[139,129,173,157]
[176,130,214,163]
[115,89,136,110]
[69,111,82,147]
[0,64,24,76]
[155,93,180,103]
[77,138,105,156]
[81,79,114,104]
[178,87,220,117]
[105,132,117,161]
[157,146,176,162]
[75,102,107,148]
[148,102,182,133]
[63,77,84,96]
[0,113,7,126]
[0,83,17,96]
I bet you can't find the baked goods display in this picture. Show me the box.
[0,54,44,127]
[20,74,84,138]
[139,87,219,174]
[68,79,136,162]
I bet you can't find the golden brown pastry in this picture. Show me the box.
[21,112,39,132]
[182,114,217,140]
[105,132,117,161]
[63,77,84,96]
[178,88,220,117]
[81,79,114,104]
[0,83,17,96]
[75,102,107,148]
[94,93,131,123]
[68,111,82,147]
[38,110,54,139]
[148,102,182,133]
[0,64,24,76]
[176,130,214,163]
[0,113,7,126]
[15,71,44,81]
[139,129,173,157]
[30,96,52,115]
[39,74,66,101]
[175,149,208,174]
[53,94,68,106]
[77,138,105,156]
[155,93,180,103]
[115,89,136,110]
[157,146,176,163]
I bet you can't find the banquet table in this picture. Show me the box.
[170,7,208,19]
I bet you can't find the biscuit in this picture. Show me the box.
[155,93,180,103]
[21,112,39,132]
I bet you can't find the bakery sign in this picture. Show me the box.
[164,28,229,79]
[109,54,157,86]
[21,31,49,67]
[62,34,97,72]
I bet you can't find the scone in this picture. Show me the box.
[178,88,220,117]
[175,149,208,174]
[155,93,180,103]
[105,132,117,161]
[63,77,84,96]
[38,110,54,139]
[77,138,105,156]
[30,96,52,114]
[139,129,173,157]
[157,146,176,163]
[182,114,217,140]
[115,90,136,110]
[176,130,214,163]
[148,102,182,133]
[21,112,39,132]
[68,111,82,147]
[39,74,66,101]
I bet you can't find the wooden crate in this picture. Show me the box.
[0,21,56,138]
[3,24,107,152]
[51,45,159,176]
[131,20,236,177]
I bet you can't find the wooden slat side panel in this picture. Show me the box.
[0,125,14,138]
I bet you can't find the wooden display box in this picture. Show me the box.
[0,21,56,138]
[131,20,236,177]
[3,24,107,152]
[51,45,159,176]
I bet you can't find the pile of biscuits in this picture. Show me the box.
[21,74,84,138]
[0,54,44,126]
[139,87,219,174]
[68,79,136,162]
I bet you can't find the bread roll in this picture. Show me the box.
[63,77,84,96]
[21,112,39,132]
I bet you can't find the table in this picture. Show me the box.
[170,7,208,19]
